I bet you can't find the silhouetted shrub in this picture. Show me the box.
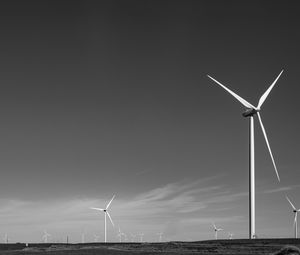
[273,245,300,255]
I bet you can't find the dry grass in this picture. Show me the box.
[2,239,300,255]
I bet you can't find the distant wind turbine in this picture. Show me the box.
[130,233,136,242]
[42,230,51,243]
[139,233,144,242]
[94,234,100,242]
[157,232,163,242]
[207,70,283,239]
[212,223,223,240]
[228,232,234,240]
[3,233,9,244]
[90,194,115,243]
[286,196,300,238]
[117,227,123,242]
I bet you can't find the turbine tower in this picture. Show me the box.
[90,194,115,243]
[286,196,300,238]
[212,223,223,240]
[207,70,283,239]
[81,232,85,243]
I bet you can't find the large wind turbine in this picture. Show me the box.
[212,223,223,240]
[286,196,300,238]
[90,195,115,243]
[207,70,283,239]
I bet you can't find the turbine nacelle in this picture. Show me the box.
[242,108,259,117]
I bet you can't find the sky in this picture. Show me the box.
[0,0,300,243]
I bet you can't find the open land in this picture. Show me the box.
[0,239,300,255]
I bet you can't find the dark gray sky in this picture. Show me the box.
[0,1,300,242]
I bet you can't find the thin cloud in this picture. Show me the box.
[0,176,244,242]
[262,185,300,194]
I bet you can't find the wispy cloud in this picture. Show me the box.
[0,175,245,242]
[262,185,300,194]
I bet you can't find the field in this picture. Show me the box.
[1,239,300,255]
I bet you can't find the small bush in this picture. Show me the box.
[273,245,300,255]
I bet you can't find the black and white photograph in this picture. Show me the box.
[1,1,300,254]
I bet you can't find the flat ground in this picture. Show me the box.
[1,239,300,255]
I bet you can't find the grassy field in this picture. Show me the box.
[1,239,300,254]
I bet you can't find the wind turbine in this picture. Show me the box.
[90,195,115,243]
[157,232,163,242]
[212,223,223,240]
[228,232,234,240]
[81,232,85,243]
[130,233,136,242]
[207,70,283,239]
[94,234,100,242]
[42,230,51,243]
[117,227,123,242]
[139,233,144,242]
[286,196,300,238]
[3,233,9,244]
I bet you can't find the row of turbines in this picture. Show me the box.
[207,70,299,239]
[41,228,163,244]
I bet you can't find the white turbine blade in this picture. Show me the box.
[294,213,297,226]
[257,112,280,182]
[207,75,255,109]
[212,222,216,229]
[90,207,104,211]
[286,196,297,210]
[107,211,114,227]
[106,195,115,209]
[257,70,284,109]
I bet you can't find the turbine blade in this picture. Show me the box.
[207,75,255,109]
[106,195,115,209]
[90,207,104,211]
[257,112,280,182]
[107,211,114,227]
[212,222,216,229]
[257,70,284,109]
[286,196,297,210]
[294,213,297,226]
